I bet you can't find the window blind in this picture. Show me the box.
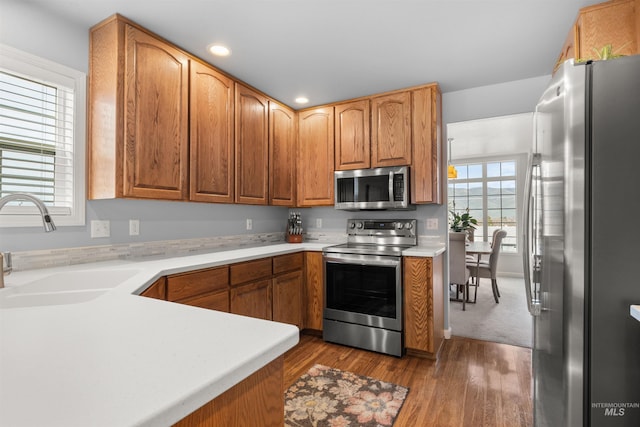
[0,70,74,214]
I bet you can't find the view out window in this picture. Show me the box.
[448,159,517,252]
[0,44,85,226]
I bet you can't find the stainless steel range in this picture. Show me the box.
[323,218,417,357]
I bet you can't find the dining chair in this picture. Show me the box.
[449,232,473,310]
[466,229,507,303]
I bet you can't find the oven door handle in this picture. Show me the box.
[323,254,401,267]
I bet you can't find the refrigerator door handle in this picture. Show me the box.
[523,152,541,316]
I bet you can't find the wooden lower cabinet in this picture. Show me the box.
[403,255,444,358]
[230,279,272,320]
[272,270,303,328]
[180,290,230,312]
[173,357,284,427]
[140,277,166,300]
[166,265,230,311]
[303,251,324,331]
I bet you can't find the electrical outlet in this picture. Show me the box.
[129,219,140,236]
[426,218,438,230]
[316,218,322,228]
[91,220,110,238]
[246,218,253,230]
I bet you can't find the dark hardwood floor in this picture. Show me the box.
[284,334,533,427]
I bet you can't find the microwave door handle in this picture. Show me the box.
[388,171,394,202]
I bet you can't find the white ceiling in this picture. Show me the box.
[19,0,601,108]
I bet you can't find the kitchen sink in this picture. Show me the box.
[0,268,142,309]
[0,289,107,309]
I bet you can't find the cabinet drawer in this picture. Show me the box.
[273,252,303,274]
[230,258,272,285]
[178,290,230,312]
[167,265,229,301]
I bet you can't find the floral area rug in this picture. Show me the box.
[284,364,409,427]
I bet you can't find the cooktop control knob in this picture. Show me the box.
[356,222,363,229]
[396,222,404,229]
[406,222,413,229]
[349,222,356,229]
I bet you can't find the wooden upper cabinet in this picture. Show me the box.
[554,0,639,72]
[189,61,235,203]
[269,101,297,206]
[411,85,442,204]
[577,0,638,60]
[123,24,189,200]
[89,16,189,200]
[334,100,370,170]
[235,83,269,205]
[297,107,335,206]
[371,91,412,168]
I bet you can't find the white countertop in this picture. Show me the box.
[0,240,444,426]
[632,305,640,322]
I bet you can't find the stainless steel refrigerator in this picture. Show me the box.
[523,55,640,427]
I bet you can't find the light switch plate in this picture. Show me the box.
[316,218,322,228]
[246,219,253,230]
[91,220,110,238]
[426,218,438,230]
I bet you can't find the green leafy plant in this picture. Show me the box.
[577,42,630,62]
[449,208,478,232]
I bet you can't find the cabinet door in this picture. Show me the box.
[190,61,235,203]
[230,279,272,320]
[403,256,443,357]
[298,107,334,206]
[269,101,297,206]
[411,86,442,204]
[576,0,637,61]
[303,252,324,331]
[335,100,370,170]
[235,83,269,205]
[273,270,303,328]
[371,91,412,167]
[124,24,189,200]
[403,257,433,352]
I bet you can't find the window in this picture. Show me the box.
[0,44,85,226]
[448,158,518,252]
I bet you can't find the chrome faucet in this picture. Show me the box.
[0,193,56,288]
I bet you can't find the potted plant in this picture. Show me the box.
[449,208,478,241]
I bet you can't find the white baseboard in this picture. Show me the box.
[444,327,452,339]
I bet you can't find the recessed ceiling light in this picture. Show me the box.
[295,97,309,105]
[208,44,231,57]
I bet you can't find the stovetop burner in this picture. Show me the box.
[323,242,410,257]
[323,219,417,256]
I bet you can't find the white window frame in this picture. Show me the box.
[0,44,85,227]
[449,154,527,254]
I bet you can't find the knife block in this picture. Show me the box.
[286,233,303,243]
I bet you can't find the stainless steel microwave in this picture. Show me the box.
[334,166,413,210]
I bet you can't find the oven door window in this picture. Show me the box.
[325,261,398,318]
